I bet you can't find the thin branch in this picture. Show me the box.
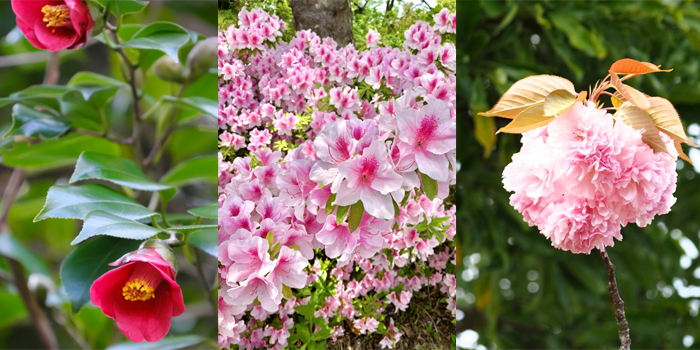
[1,170,58,350]
[600,248,631,350]
[193,248,217,315]
[143,85,187,167]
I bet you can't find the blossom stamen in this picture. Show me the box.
[42,5,71,33]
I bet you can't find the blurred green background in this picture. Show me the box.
[0,2,219,349]
[458,0,700,349]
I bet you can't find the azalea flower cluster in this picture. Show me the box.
[503,102,678,254]
[218,6,457,349]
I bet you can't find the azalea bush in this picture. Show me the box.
[0,1,217,348]
[218,6,457,350]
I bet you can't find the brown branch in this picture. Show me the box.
[600,248,631,350]
[1,169,58,350]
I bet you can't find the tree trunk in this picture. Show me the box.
[289,0,354,47]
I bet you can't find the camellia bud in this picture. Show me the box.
[185,37,217,83]
[152,55,187,84]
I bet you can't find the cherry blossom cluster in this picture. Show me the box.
[503,102,677,254]
[218,6,457,350]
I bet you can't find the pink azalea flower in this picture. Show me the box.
[396,99,456,182]
[335,140,403,220]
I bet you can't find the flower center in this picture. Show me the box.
[41,5,71,33]
[122,264,163,301]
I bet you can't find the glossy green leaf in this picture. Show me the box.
[0,134,122,171]
[187,228,216,257]
[119,22,192,63]
[160,155,217,187]
[95,0,148,17]
[67,72,127,87]
[5,104,70,139]
[72,210,161,245]
[34,184,156,222]
[0,231,51,276]
[61,236,141,312]
[336,205,349,225]
[161,96,217,118]
[325,193,336,215]
[105,335,206,350]
[0,85,68,111]
[421,172,438,200]
[187,202,217,219]
[70,152,173,191]
[348,201,364,232]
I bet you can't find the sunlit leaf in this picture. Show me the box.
[497,104,554,134]
[348,201,364,233]
[478,75,576,119]
[609,58,672,75]
[614,103,668,154]
[543,89,577,116]
[609,72,650,109]
[119,22,192,63]
[645,96,697,147]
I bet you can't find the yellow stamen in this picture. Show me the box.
[41,5,71,33]
[122,278,157,301]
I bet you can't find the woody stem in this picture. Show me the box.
[600,248,631,350]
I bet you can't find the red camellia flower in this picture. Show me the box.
[11,0,95,51]
[90,241,185,342]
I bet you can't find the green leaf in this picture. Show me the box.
[61,236,141,313]
[70,152,173,191]
[67,72,127,87]
[348,201,364,232]
[187,202,217,219]
[34,184,156,222]
[0,85,68,111]
[0,291,27,328]
[297,324,311,343]
[282,284,293,299]
[549,13,607,58]
[294,304,316,319]
[336,205,349,225]
[421,172,438,200]
[5,104,70,139]
[187,228,216,257]
[0,231,51,276]
[266,230,274,247]
[72,210,161,245]
[95,0,148,17]
[0,134,123,171]
[119,22,192,63]
[325,193,336,215]
[105,335,206,350]
[392,197,400,216]
[161,96,217,119]
[160,155,217,187]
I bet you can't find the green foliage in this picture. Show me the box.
[0,2,217,348]
[351,0,455,50]
[460,0,700,348]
